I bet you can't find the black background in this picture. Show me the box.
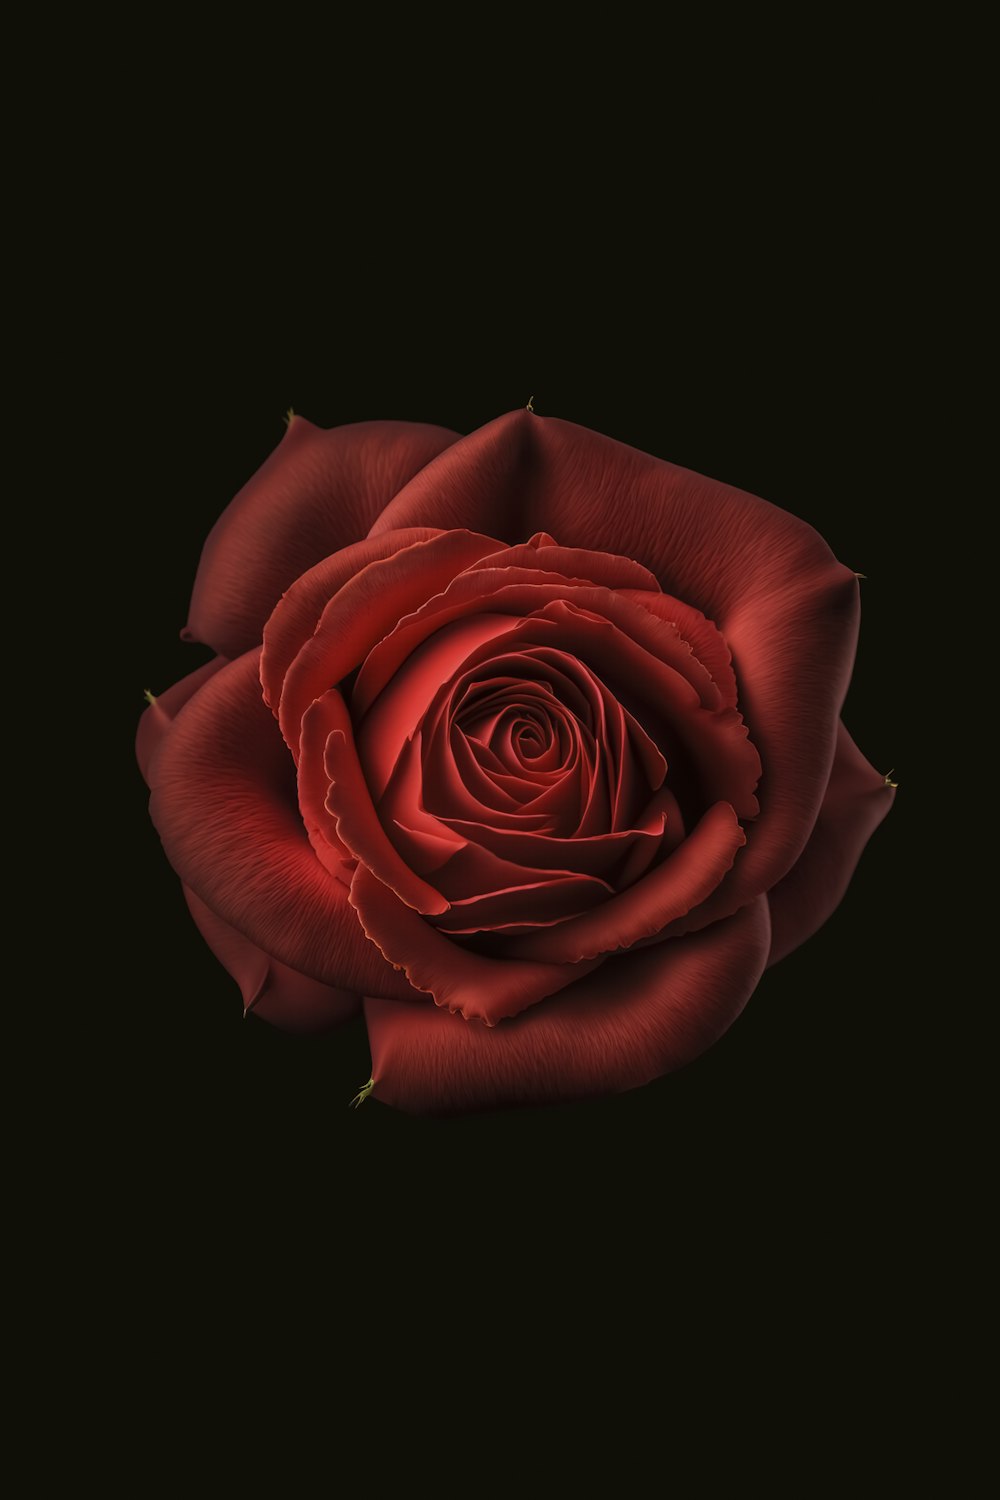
[113,284,922,1230]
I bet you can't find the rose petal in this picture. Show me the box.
[318,692,449,916]
[296,689,356,882]
[499,801,746,963]
[354,611,519,800]
[470,535,662,593]
[431,870,614,936]
[352,570,726,719]
[349,864,602,1024]
[183,886,359,1033]
[369,410,861,906]
[618,588,739,711]
[766,720,895,966]
[135,656,229,787]
[381,600,760,823]
[362,896,771,1113]
[148,649,419,1000]
[260,526,442,713]
[185,418,459,657]
[278,530,503,756]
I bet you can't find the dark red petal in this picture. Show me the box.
[470,536,662,592]
[363,896,771,1113]
[185,418,459,657]
[381,600,760,822]
[355,610,518,799]
[259,527,442,714]
[296,689,355,882]
[149,649,419,1000]
[278,530,502,756]
[766,720,895,966]
[352,572,725,718]
[437,800,668,881]
[432,870,614,936]
[500,801,746,963]
[318,691,449,916]
[135,657,229,787]
[618,588,739,711]
[183,886,359,1034]
[370,410,860,906]
[349,864,601,1024]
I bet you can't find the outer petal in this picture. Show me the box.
[148,649,419,1001]
[766,720,895,966]
[182,886,359,1033]
[185,418,459,657]
[136,656,229,787]
[363,896,771,1114]
[371,410,861,916]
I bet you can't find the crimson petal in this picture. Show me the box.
[766,720,895,966]
[349,864,602,1024]
[186,418,459,657]
[369,410,861,910]
[183,887,359,1033]
[363,897,771,1113]
[278,530,502,756]
[136,656,229,787]
[148,650,419,1000]
[500,801,747,963]
[260,527,442,713]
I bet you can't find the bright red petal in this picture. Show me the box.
[259,527,442,714]
[766,720,895,965]
[277,530,502,756]
[185,418,459,657]
[370,410,860,917]
[183,886,359,1033]
[363,896,771,1113]
[148,649,419,1001]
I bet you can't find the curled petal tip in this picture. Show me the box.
[349,1077,374,1109]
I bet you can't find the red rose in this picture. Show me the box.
[137,409,893,1113]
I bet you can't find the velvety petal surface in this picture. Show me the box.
[185,418,459,657]
[363,896,771,1113]
[349,864,602,1024]
[369,411,859,918]
[148,649,419,1001]
[136,656,229,787]
[766,720,895,965]
[183,886,359,1033]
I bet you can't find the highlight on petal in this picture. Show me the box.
[260,526,442,713]
[363,896,771,1113]
[369,410,861,914]
[766,720,896,966]
[148,649,420,1001]
[276,530,503,755]
[183,886,360,1034]
[185,418,459,658]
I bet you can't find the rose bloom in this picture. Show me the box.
[137,409,893,1114]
